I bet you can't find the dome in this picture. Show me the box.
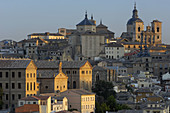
[76,12,95,26]
[127,3,143,25]
[127,18,143,25]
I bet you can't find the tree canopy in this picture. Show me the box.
[92,80,131,113]
[92,80,116,99]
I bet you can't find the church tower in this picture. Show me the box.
[151,20,162,44]
[127,3,144,42]
[76,12,96,33]
[90,14,96,25]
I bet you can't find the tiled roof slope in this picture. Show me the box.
[0,59,31,69]
[37,70,59,78]
[15,104,39,113]
[63,89,95,95]
[35,60,88,69]
[20,96,49,101]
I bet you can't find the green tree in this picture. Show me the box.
[101,103,110,113]
[95,102,103,113]
[105,95,131,112]
[106,95,117,111]
[92,80,116,100]
[119,104,131,110]
[95,102,110,113]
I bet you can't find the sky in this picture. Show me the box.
[0,0,170,43]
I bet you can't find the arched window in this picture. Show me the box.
[138,27,141,32]
[73,81,76,89]
[96,73,99,81]
[157,27,159,32]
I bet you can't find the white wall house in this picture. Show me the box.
[105,43,124,59]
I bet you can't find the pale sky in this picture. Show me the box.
[0,0,170,43]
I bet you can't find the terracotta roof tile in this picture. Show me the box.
[15,104,39,113]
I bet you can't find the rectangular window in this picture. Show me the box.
[0,72,2,78]
[30,82,32,90]
[6,72,8,78]
[18,72,21,78]
[12,83,15,89]
[34,82,35,90]
[18,94,21,99]
[20,102,23,106]
[18,83,21,89]
[12,72,15,78]
[6,83,8,89]
[12,94,15,100]
[27,83,29,91]
[30,73,32,78]
[6,94,8,100]
[43,102,46,105]
[89,71,91,74]
[27,73,29,78]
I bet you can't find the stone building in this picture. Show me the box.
[60,89,95,113]
[105,42,124,59]
[35,60,93,92]
[143,102,169,113]
[28,32,65,40]
[131,55,170,79]
[121,3,162,45]
[0,58,39,110]
[17,96,51,113]
[68,12,115,60]
[18,38,72,61]
[37,62,68,94]
[81,31,105,59]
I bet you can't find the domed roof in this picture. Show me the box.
[127,18,143,25]
[127,3,143,25]
[76,12,95,26]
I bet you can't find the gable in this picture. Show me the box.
[55,72,68,79]
[26,60,37,70]
[80,61,92,70]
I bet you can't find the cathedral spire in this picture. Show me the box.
[134,2,136,10]
[91,14,93,20]
[132,2,138,18]
[100,19,102,24]
[85,11,87,19]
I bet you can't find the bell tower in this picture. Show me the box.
[127,3,144,42]
[151,20,162,44]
